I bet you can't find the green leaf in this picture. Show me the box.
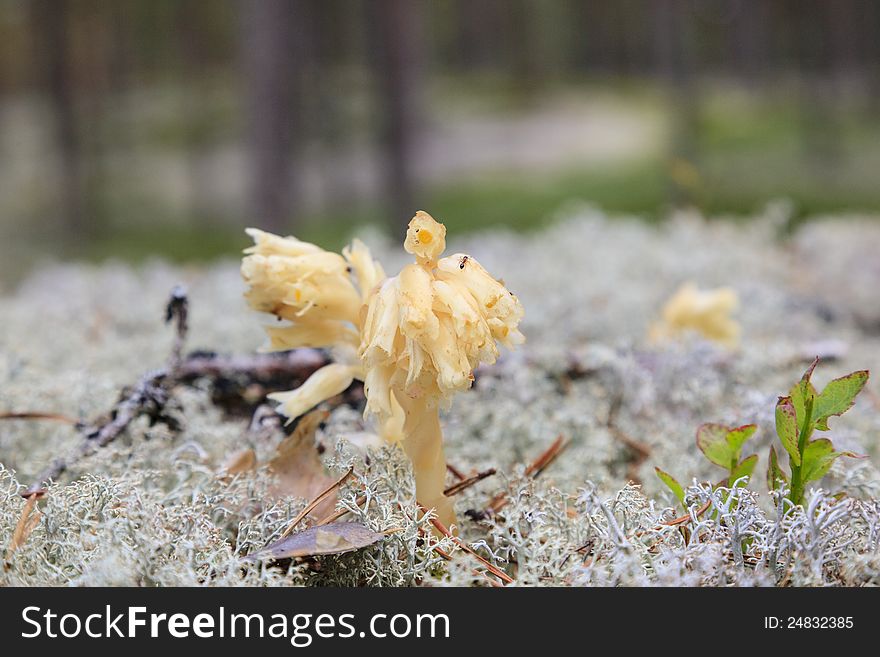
[730,454,758,485]
[655,467,685,506]
[767,445,788,490]
[726,424,757,455]
[800,439,841,484]
[696,423,756,469]
[775,396,800,466]
[813,370,869,431]
[696,424,731,468]
[801,357,819,383]
[790,380,817,436]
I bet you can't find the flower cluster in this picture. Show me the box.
[649,282,740,347]
[360,211,524,421]
[240,228,384,419]
[242,212,524,527]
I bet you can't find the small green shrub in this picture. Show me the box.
[771,358,869,506]
[656,422,758,509]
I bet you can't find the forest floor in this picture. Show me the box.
[1,206,879,586]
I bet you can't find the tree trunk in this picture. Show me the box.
[370,0,425,234]
[30,0,88,242]
[241,0,299,233]
[652,0,700,208]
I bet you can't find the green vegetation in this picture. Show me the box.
[771,359,869,506]
[656,423,759,510]
[657,358,870,511]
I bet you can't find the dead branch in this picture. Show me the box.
[446,463,467,481]
[23,367,173,496]
[165,284,189,371]
[23,287,334,497]
[175,349,329,382]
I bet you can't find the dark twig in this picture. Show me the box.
[23,287,333,497]
[23,368,171,496]
[175,349,329,382]
[443,468,497,497]
[165,285,189,371]
[446,463,467,481]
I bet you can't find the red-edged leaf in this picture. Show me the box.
[696,423,734,469]
[696,423,757,469]
[813,370,869,431]
[775,396,800,466]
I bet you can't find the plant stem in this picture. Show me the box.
[395,392,456,530]
[789,395,813,506]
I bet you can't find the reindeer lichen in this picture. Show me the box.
[2,208,879,587]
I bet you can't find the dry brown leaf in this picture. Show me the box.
[244,522,387,561]
[4,493,42,568]
[218,447,256,478]
[268,409,336,519]
[280,467,353,538]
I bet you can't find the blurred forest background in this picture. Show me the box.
[2,0,880,284]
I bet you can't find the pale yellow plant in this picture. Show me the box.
[242,212,524,528]
[240,228,384,419]
[649,282,740,347]
[360,212,524,526]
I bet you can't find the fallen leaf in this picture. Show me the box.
[244,522,386,561]
[218,447,256,478]
[280,468,353,538]
[268,409,336,519]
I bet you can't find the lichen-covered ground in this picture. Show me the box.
[2,206,880,586]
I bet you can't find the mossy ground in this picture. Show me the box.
[2,207,879,586]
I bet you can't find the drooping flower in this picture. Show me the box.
[241,228,384,419]
[649,282,740,347]
[242,212,524,529]
[359,211,524,526]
